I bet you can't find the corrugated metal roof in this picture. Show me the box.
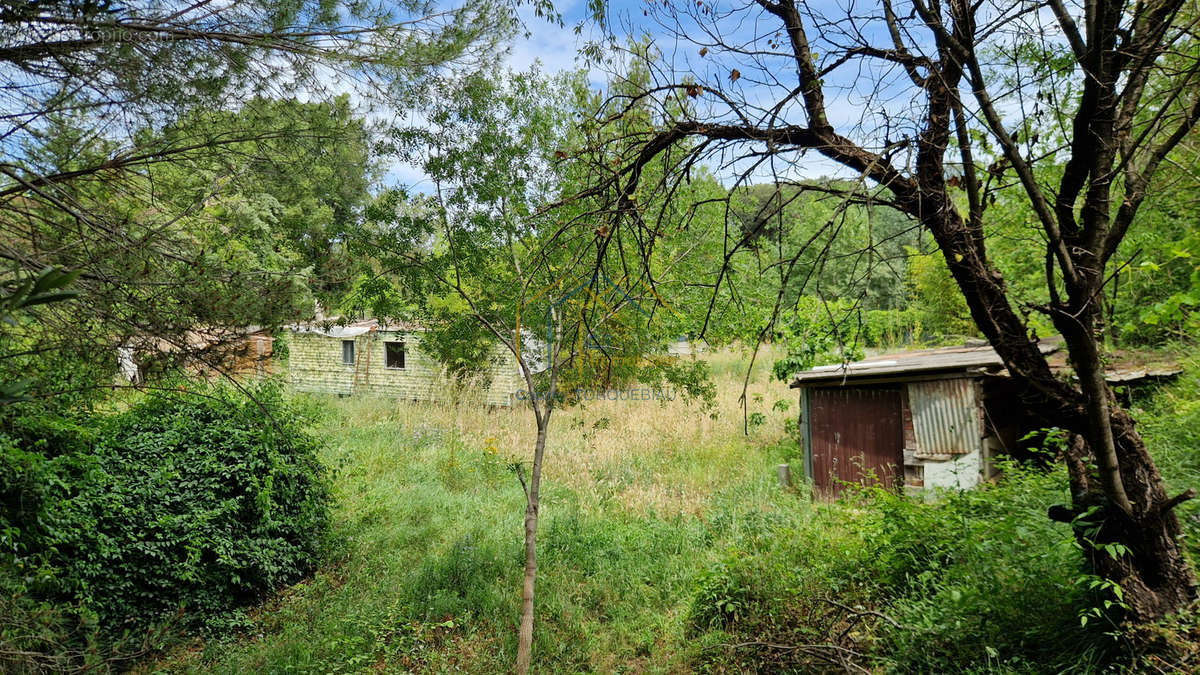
[789,340,1060,386]
[788,338,1181,388]
[908,379,981,460]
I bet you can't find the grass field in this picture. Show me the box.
[145,349,1200,674]
[148,348,819,673]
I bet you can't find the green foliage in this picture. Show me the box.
[0,0,516,397]
[667,181,922,351]
[0,382,331,668]
[636,356,717,409]
[768,264,984,381]
[0,101,371,395]
[771,297,866,381]
[1100,134,1200,346]
[0,267,81,319]
[862,308,924,349]
[904,245,978,340]
[689,551,754,631]
[157,361,1200,673]
[359,66,720,406]
[154,97,379,303]
[420,318,503,381]
[860,468,1108,672]
[0,266,81,403]
[684,465,1118,673]
[1119,252,1200,344]
[1138,359,1200,559]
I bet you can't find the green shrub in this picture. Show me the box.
[0,381,331,670]
[689,552,755,632]
[857,468,1111,672]
[684,465,1119,673]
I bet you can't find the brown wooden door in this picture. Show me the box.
[809,387,903,493]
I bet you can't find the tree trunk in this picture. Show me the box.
[920,203,1197,621]
[516,415,549,674]
[1055,313,1197,621]
[1062,413,1198,621]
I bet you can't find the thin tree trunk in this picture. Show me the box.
[516,413,549,674]
[1058,312,1133,514]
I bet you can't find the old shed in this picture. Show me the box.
[790,340,1180,494]
[287,319,523,406]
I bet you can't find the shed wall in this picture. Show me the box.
[904,377,983,491]
[807,386,904,493]
[908,378,983,460]
[800,375,986,494]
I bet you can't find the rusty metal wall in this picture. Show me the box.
[907,378,982,460]
[809,387,904,493]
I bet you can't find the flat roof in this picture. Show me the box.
[789,340,1060,387]
[789,338,1183,388]
[288,318,424,338]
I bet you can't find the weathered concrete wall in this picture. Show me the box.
[921,448,983,491]
[287,330,522,406]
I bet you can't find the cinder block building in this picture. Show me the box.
[286,319,522,406]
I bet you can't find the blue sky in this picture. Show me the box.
[386,0,969,191]
[385,0,613,191]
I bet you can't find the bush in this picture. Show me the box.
[684,466,1120,673]
[857,468,1111,672]
[689,552,756,632]
[0,381,331,671]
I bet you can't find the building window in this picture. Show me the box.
[342,339,355,365]
[385,341,405,369]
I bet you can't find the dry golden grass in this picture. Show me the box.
[332,345,796,517]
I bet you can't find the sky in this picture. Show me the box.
[386,0,1045,193]
[385,0,914,192]
[507,0,605,76]
[384,0,610,191]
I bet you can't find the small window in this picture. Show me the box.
[342,340,355,365]
[385,341,405,369]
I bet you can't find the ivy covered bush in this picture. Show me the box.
[0,382,331,669]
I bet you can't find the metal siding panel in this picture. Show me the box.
[908,378,981,459]
[809,387,903,494]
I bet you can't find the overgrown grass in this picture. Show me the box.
[149,348,799,673]
[148,349,1200,673]
[1140,357,1200,559]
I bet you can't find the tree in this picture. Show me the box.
[588,0,1200,620]
[1105,130,1200,344]
[0,0,521,389]
[153,97,381,302]
[356,66,713,672]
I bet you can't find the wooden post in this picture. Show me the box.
[778,463,792,489]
